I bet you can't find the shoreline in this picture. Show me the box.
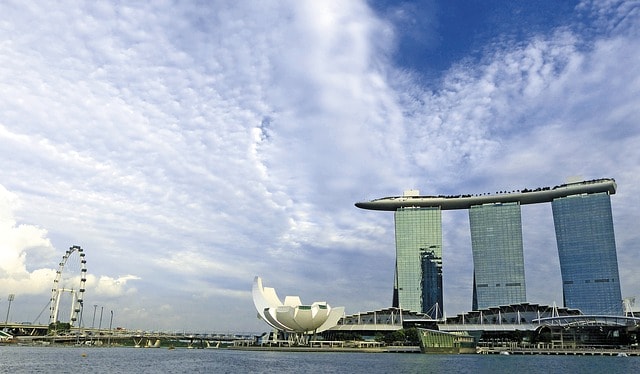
[228,346,421,353]
[477,347,640,356]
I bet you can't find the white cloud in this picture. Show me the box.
[0,185,56,294]
[0,0,639,331]
[92,275,141,297]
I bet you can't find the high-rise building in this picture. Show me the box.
[469,202,526,310]
[552,192,623,315]
[394,206,443,314]
[356,178,622,316]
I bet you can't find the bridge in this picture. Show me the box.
[0,322,50,337]
[0,322,256,348]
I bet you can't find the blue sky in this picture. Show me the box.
[1,0,639,333]
[372,0,581,80]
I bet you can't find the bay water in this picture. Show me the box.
[1,346,639,373]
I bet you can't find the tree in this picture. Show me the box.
[404,328,421,346]
[48,322,71,335]
[384,330,405,345]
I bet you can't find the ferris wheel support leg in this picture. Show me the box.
[53,289,63,325]
[69,290,77,326]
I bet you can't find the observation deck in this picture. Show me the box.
[355,178,616,211]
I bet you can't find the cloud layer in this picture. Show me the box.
[1,1,639,331]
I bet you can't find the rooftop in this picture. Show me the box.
[355,178,616,211]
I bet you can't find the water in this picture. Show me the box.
[1,346,639,373]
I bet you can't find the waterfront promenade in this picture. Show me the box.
[477,347,640,356]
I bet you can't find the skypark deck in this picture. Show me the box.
[355,178,616,211]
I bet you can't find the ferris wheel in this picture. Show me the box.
[49,245,87,327]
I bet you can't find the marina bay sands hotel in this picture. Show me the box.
[355,178,623,316]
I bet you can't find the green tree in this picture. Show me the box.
[48,322,71,335]
[404,328,421,346]
[384,330,405,345]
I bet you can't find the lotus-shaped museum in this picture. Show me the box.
[252,276,344,333]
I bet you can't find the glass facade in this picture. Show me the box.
[394,207,442,314]
[469,202,526,310]
[552,192,623,315]
[421,250,443,316]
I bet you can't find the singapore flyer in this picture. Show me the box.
[49,245,87,329]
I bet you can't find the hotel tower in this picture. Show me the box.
[356,178,622,316]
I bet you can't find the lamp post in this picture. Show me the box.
[5,294,14,326]
[92,305,97,329]
[108,310,113,347]
[91,304,97,344]
[97,306,104,345]
[98,306,104,331]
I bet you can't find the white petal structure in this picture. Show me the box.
[252,276,344,333]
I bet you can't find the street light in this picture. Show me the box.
[98,306,104,331]
[92,305,97,329]
[108,310,113,347]
[5,294,14,326]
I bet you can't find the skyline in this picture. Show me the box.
[1,1,640,332]
[359,178,622,316]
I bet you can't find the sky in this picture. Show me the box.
[1,0,639,333]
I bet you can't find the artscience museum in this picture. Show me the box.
[252,276,345,344]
